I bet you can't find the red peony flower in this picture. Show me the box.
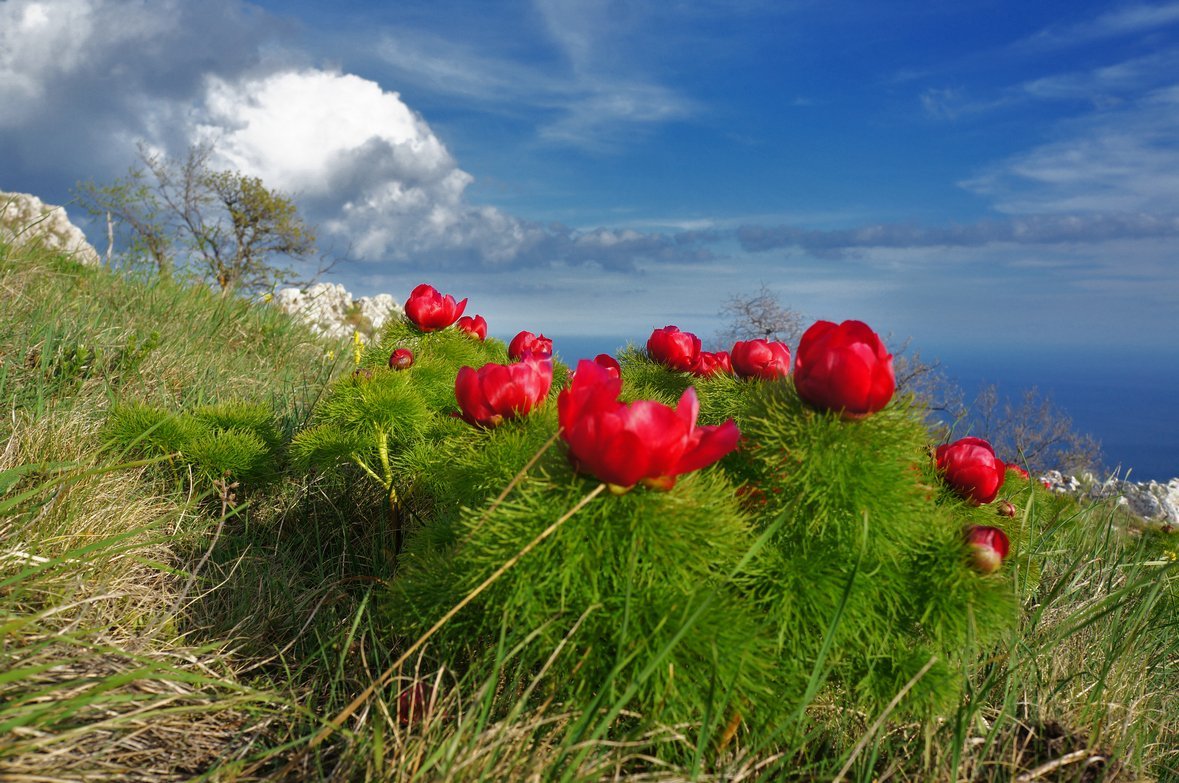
[455,354,552,427]
[730,339,791,380]
[1006,463,1030,481]
[557,359,740,492]
[405,284,467,332]
[966,525,1010,574]
[388,348,414,370]
[936,436,1007,505]
[456,314,488,340]
[397,681,431,726]
[691,350,733,377]
[793,320,895,418]
[508,330,553,360]
[647,325,701,372]
[593,353,622,380]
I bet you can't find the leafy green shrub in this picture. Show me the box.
[289,310,1039,761]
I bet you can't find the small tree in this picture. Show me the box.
[967,385,1103,475]
[76,163,174,277]
[715,283,806,347]
[77,143,327,294]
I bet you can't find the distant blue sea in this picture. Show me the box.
[538,335,1179,483]
[935,347,1179,483]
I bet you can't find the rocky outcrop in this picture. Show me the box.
[1,191,100,266]
[272,282,404,341]
[1041,470,1179,529]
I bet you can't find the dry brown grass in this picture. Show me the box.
[0,413,288,782]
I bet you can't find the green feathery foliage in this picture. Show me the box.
[389,430,773,732]
[104,400,282,486]
[723,379,1023,720]
[616,345,748,425]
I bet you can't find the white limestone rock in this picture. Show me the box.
[1,190,100,266]
[1163,479,1179,525]
[356,293,404,333]
[272,284,404,341]
[1045,472,1179,529]
[1040,470,1080,494]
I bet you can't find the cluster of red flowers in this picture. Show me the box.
[647,320,896,419]
[399,283,1023,571]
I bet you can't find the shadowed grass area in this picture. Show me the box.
[1,241,1176,781]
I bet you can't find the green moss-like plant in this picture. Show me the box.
[104,399,282,487]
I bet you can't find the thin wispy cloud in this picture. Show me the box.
[1019,1,1179,49]
[961,85,1179,214]
[372,0,696,149]
[736,212,1179,255]
[920,44,1179,122]
[373,30,571,105]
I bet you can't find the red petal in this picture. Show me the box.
[677,419,740,474]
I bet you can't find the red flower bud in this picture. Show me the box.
[793,320,895,418]
[691,350,733,377]
[647,325,701,372]
[455,354,552,427]
[388,348,414,370]
[730,339,791,380]
[966,525,1010,574]
[456,314,488,340]
[558,359,740,491]
[936,437,1007,505]
[996,499,1016,518]
[397,682,431,726]
[508,330,553,360]
[404,283,467,332]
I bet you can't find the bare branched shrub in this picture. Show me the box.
[890,336,967,421]
[715,283,806,348]
[967,384,1103,474]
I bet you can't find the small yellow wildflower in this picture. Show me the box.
[352,330,364,366]
[262,292,273,303]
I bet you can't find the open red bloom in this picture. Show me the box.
[558,359,740,491]
[456,314,488,340]
[691,350,733,377]
[793,320,895,418]
[966,525,1010,574]
[455,354,552,427]
[936,437,1007,505]
[647,325,701,372]
[731,339,791,380]
[405,284,467,332]
[1006,462,1030,481]
[508,330,553,360]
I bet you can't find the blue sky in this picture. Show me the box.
[3,0,1178,358]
